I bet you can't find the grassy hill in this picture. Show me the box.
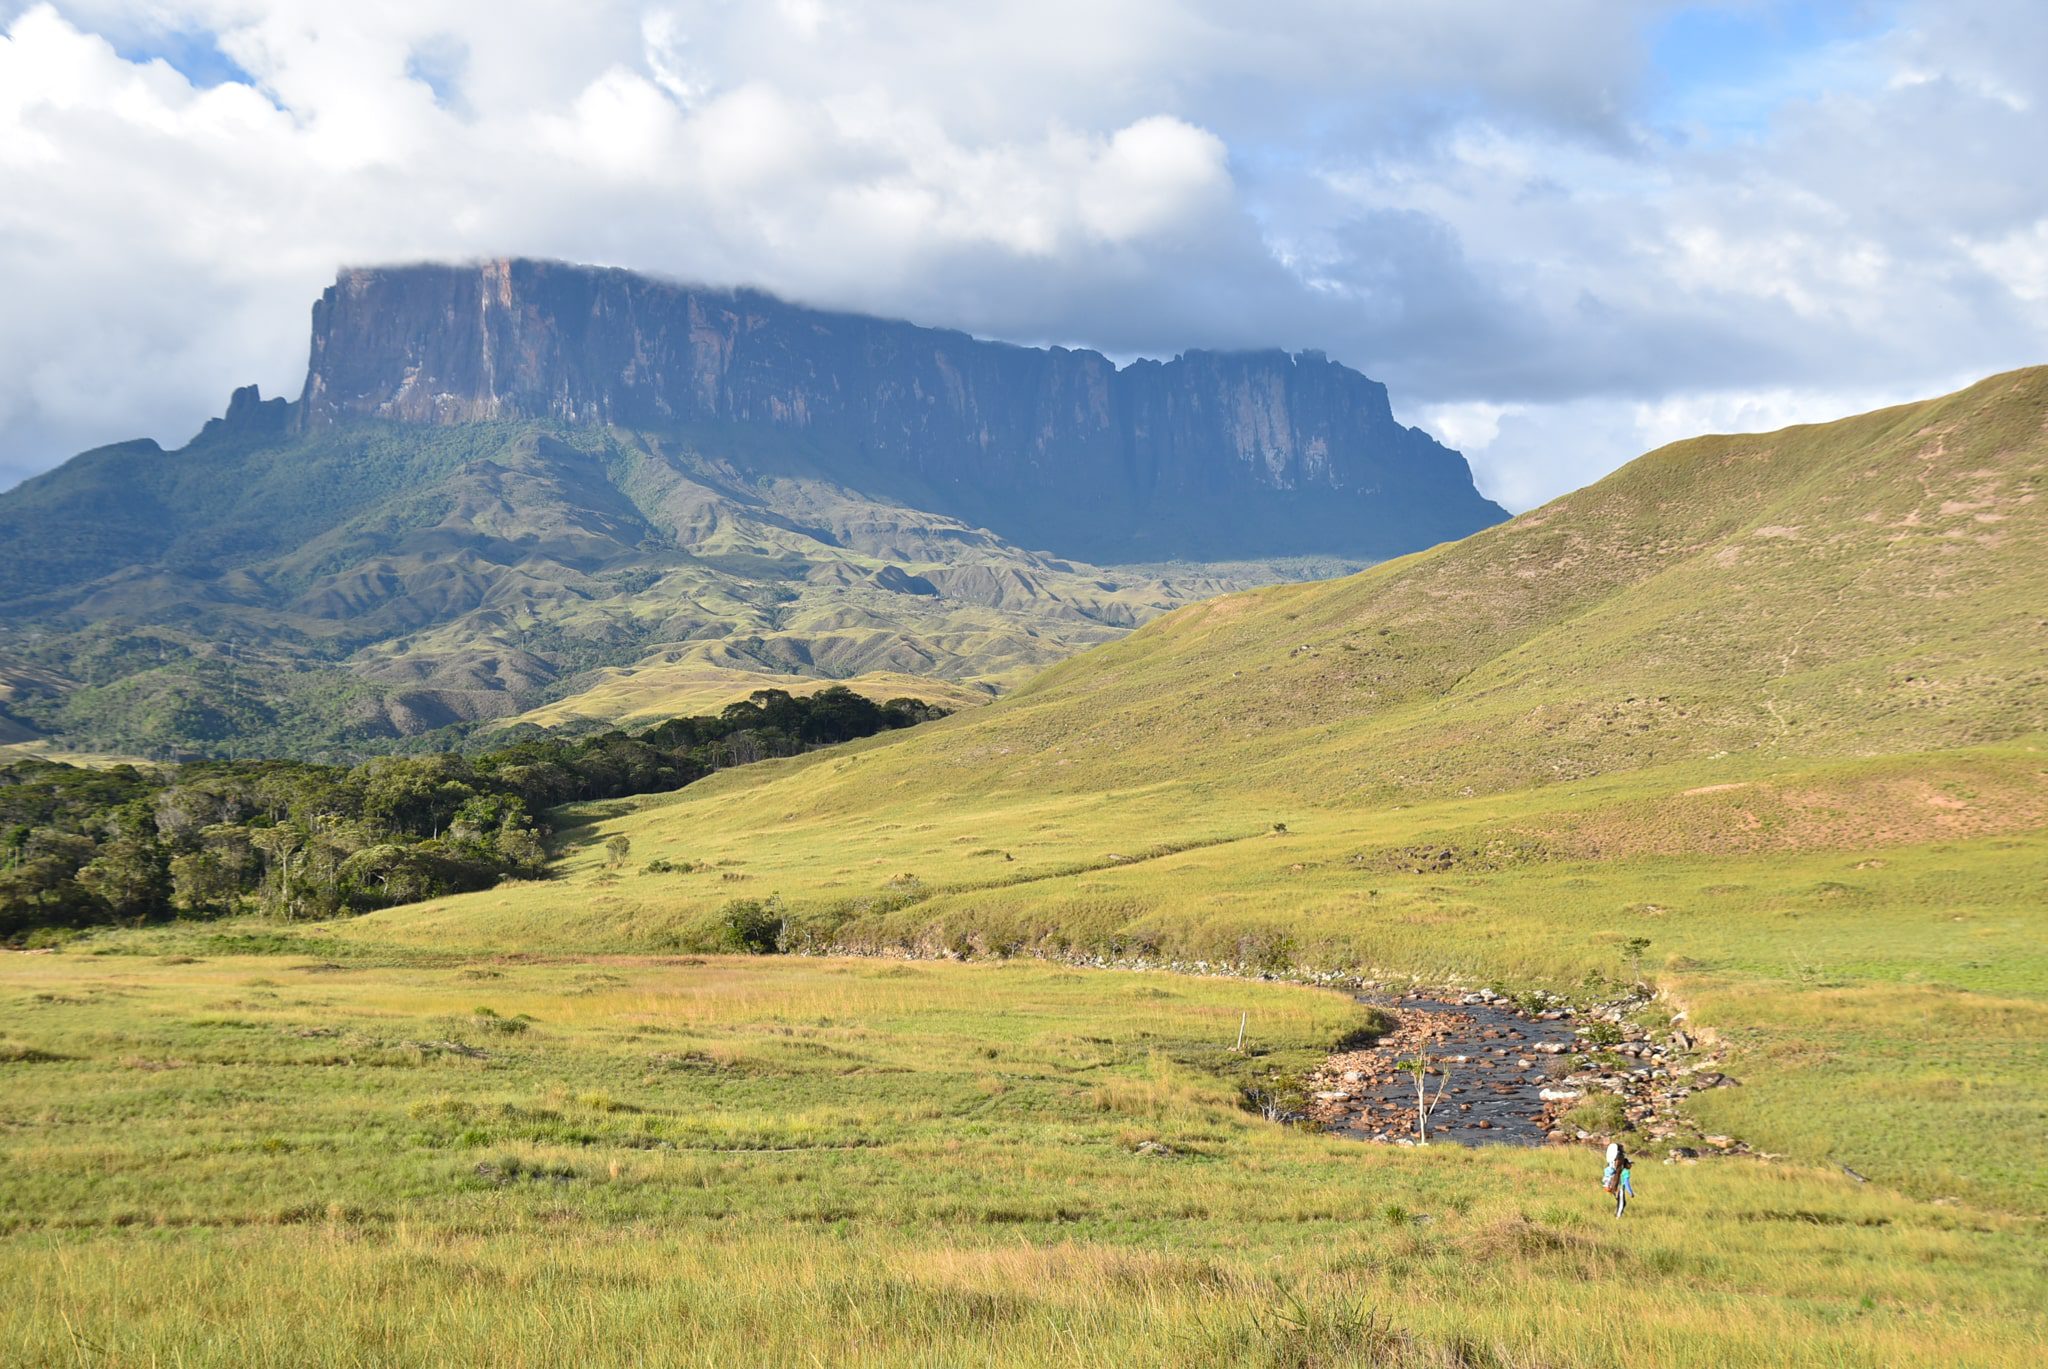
[352,368,2048,1216]
[366,366,2047,920]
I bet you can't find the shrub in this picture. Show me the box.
[718,898,783,954]
[468,1007,531,1035]
[1577,1020,1624,1047]
[1560,1093,1629,1136]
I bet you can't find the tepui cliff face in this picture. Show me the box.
[297,259,1506,561]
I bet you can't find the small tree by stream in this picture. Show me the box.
[1622,935,1652,984]
[1394,1050,1453,1144]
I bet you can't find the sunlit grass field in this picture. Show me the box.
[2,946,2042,1367]
[5,371,2043,1364]
[349,740,2048,1217]
[496,665,994,732]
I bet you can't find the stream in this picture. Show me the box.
[1315,994,1583,1147]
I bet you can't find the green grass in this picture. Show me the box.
[1,947,2041,1366]
[353,769,2048,1215]
[5,371,2044,1363]
[343,367,2048,1224]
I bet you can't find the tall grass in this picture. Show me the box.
[1,951,2042,1366]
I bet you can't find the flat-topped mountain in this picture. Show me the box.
[298,259,1505,563]
[0,261,1502,757]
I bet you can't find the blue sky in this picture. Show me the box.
[108,23,253,88]
[1652,2,1882,127]
[2,0,2044,508]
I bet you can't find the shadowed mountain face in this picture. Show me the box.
[300,260,1505,563]
[0,260,1504,758]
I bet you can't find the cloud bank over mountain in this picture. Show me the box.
[3,0,2045,508]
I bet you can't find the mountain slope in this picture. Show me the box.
[0,260,1502,757]
[920,359,2046,803]
[0,414,1265,755]
[362,365,2047,952]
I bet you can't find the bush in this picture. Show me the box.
[467,1007,531,1035]
[1560,1093,1629,1136]
[717,898,783,954]
[1577,1020,1624,1047]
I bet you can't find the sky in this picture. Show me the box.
[1,1,2045,509]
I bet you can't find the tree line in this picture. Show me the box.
[0,687,945,939]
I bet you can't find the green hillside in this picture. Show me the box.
[353,368,2048,1216]
[365,365,2045,897]
[10,369,2046,1367]
[0,416,1300,758]
[761,359,2044,811]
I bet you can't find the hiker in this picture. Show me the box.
[1603,1142,1634,1217]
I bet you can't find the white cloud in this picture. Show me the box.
[0,0,2046,511]
[1968,219,2048,303]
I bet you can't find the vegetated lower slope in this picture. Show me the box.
[500,666,992,731]
[0,412,1286,758]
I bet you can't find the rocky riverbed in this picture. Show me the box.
[1305,987,1749,1157]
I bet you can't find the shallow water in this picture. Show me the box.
[1329,996,1580,1147]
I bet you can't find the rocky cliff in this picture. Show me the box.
[298,259,1505,560]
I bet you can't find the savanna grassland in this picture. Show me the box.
[2,371,2044,1365]
[353,369,2048,1218]
[1,943,2042,1368]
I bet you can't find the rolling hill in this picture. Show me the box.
[370,364,2045,932]
[356,367,2048,1214]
